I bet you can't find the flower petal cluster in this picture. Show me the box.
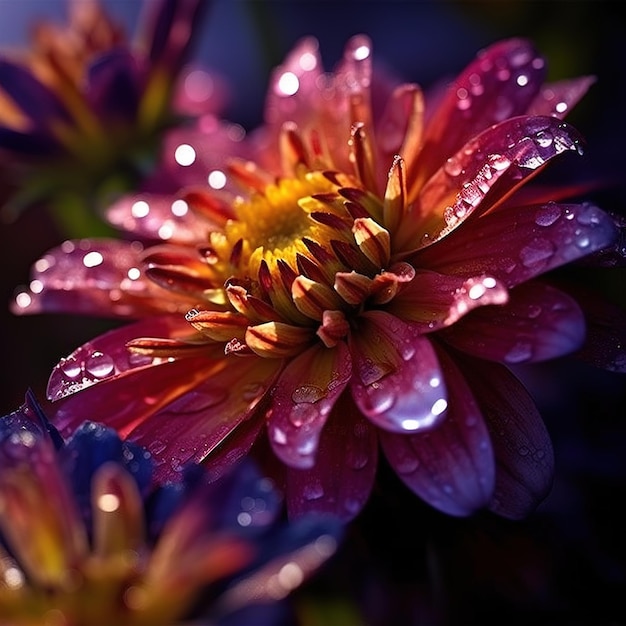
[0,390,341,626]
[0,0,210,224]
[13,37,621,521]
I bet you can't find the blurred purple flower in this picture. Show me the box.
[0,390,341,626]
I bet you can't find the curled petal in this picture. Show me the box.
[350,311,447,434]
[388,269,508,331]
[246,321,315,358]
[442,281,586,364]
[456,357,554,519]
[267,342,352,469]
[400,116,585,249]
[352,217,390,267]
[285,393,378,521]
[380,345,495,516]
[292,275,343,321]
[415,202,618,287]
[186,309,249,342]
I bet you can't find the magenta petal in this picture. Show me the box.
[380,346,495,516]
[10,238,171,318]
[528,76,596,119]
[285,393,378,521]
[412,38,546,184]
[387,269,508,332]
[442,281,586,364]
[456,357,554,519]
[416,202,618,287]
[350,311,447,434]
[47,315,198,401]
[412,116,584,246]
[267,343,352,469]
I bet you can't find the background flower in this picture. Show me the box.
[0,389,342,626]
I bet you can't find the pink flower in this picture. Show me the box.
[14,37,619,521]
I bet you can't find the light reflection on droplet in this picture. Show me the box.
[131,200,150,218]
[83,251,103,268]
[431,398,448,416]
[14,291,31,309]
[3,565,24,589]
[34,256,52,272]
[299,51,317,71]
[158,223,175,240]
[516,74,529,86]
[237,512,252,527]
[171,199,188,216]
[208,170,227,189]
[353,43,370,60]
[174,143,196,166]
[127,267,140,280]
[277,71,299,96]
[555,101,568,114]
[98,493,120,512]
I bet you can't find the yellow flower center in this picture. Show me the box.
[210,168,344,280]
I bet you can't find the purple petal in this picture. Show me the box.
[267,343,352,469]
[380,345,495,516]
[415,202,618,287]
[350,311,447,434]
[285,394,378,521]
[86,50,141,120]
[455,357,554,519]
[0,58,69,127]
[441,281,586,364]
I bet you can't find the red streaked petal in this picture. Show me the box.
[455,356,554,519]
[387,269,508,331]
[246,321,315,358]
[285,393,378,521]
[442,281,586,364]
[414,202,618,287]
[350,311,447,434]
[127,356,283,483]
[380,345,495,516]
[267,342,352,469]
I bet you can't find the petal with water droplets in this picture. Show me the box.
[127,356,283,484]
[268,343,351,469]
[415,202,618,287]
[380,346,495,516]
[350,311,447,434]
[456,356,554,519]
[387,269,508,331]
[285,394,378,521]
[528,76,596,119]
[442,281,586,363]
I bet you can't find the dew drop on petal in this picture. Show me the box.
[289,403,319,427]
[84,351,115,379]
[291,385,326,404]
[60,355,82,379]
[504,341,533,364]
[394,453,420,475]
[534,204,562,227]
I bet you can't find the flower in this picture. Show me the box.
[13,37,621,521]
[0,0,211,233]
[0,389,342,626]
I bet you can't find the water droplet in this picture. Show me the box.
[291,385,326,404]
[84,351,115,379]
[60,356,81,379]
[504,342,533,364]
[289,403,319,427]
[527,304,542,319]
[363,382,395,415]
[303,482,324,501]
[534,204,562,227]
[394,454,419,475]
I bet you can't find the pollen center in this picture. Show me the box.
[215,169,340,277]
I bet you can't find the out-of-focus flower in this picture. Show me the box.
[13,37,624,521]
[0,0,212,235]
[0,390,342,626]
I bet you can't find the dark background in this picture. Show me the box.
[1,2,626,624]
